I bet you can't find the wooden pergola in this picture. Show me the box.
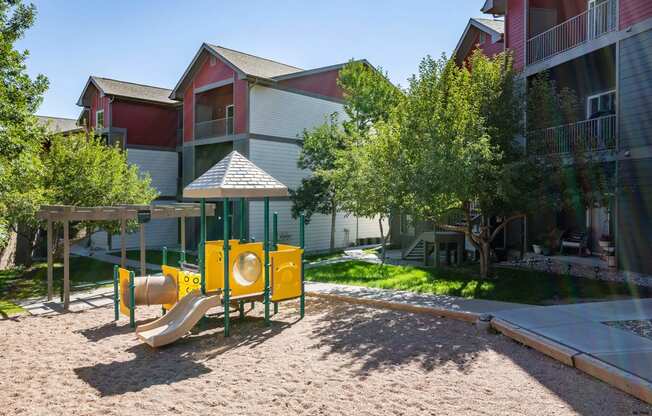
[37,203,216,310]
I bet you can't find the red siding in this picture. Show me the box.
[88,85,110,129]
[182,54,249,141]
[461,30,505,64]
[620,0,652,29]
[233,78,248,134]
[111,100,178,148]
[278,69,344,99]
[507,0,526,71]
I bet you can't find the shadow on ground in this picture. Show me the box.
[73,309,295,396]
[306,298,652,415]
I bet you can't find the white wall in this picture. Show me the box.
[249,85,344,139]
[127,148,178,197]
[248,138,385,252]
[248,200,384,252]
[90,218,179,251]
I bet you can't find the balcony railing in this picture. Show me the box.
[527,0,617,65]
[526,114,617,155]
[194,117,234,140]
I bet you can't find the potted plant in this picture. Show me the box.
[532,236,543,255]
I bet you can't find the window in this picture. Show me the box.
[210,55,217,66]
[587,90,616,118]
[478,32,486,45]
[96,110,104,130]
[226,105,234,135]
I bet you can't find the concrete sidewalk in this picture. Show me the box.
[493,299,652,403]
[305,281,528,315]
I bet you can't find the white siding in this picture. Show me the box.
[249,85,344,139]
[90,218,179,251]
[249,139,305,189]
[248,138,384,251]
[249,200,385,253]
[127,148,178,197]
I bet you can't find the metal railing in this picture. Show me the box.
[194,117,234,140]
[527,0,617,65]
[526,114,617,155]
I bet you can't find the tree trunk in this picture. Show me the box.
[478,241,491,279]
[14,222,38,267]
[329,202,337,253]
[0,229,17,270]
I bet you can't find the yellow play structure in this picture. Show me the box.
[113,151,305,347]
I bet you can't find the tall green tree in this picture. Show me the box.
[42,133,159,253]
[290,113,347,252]
[395,51,548,278]
[0,0,49,265]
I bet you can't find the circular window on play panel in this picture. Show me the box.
[233,251,262,287]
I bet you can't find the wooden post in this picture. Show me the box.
[139,223,146,277]
[120,213,126,269]
[63,217,70,310]
[46,217,53,301]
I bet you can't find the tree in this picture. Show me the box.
[42,133,159,254]
[396,51,550,278]
[290,113,347,252]
[0,0,49,266]
[332,60,405,258]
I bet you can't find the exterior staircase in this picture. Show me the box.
[403,239,425,261]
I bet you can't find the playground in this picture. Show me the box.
[2,298,650,415]
[2,152,651,414]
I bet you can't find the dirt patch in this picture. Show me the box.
[1,299,650,415]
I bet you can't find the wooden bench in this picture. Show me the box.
[560,230,589,256]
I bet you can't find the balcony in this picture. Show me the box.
[527,0,617,66]
[526,114,617,155]
[194,117,234,140]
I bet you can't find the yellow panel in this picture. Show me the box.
[228,242,265,297]
[161,265,180,311]
[270,248,303,301]
[205,240,225,293]
[118,267,131,317]
[178,270,201,299]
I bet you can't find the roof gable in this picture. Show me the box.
[183,151,288,198]
[77,76,176,107]
[453,18,505,64]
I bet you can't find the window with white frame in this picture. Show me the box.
[478,32,486,45]
[226,105,234,135]
[587,90,615,118]
[96,110,104,129]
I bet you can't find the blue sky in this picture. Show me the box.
[18,1,486,119]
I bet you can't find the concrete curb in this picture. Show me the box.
[491,318,580,366]
[575,353,652,404]
[492,318,652,404]
[306,291,480,323]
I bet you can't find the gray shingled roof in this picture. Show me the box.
[183,151,289,198]
[206,44,303,79]
[472,18,504,35]
[92,77,177,105]
[37,116,83,134]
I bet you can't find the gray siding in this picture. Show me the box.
[619,29,652,149]
[617,157,652,274]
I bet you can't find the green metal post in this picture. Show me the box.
[162,246,168,266]
[200,198,206,295]
[113,265,119,321]
[239,300,245,319]
[300,213,305,319]
[273,212,278,251]
[223,198,231,337]
[264,197,270,325]
[239,197,246,243]
[129,271,136,328]
[180,250,186,264]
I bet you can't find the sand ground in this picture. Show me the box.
[1,298,650,416]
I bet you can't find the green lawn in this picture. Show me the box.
[0,256,126,317]
[305,260,652,305]
[113,249,198,266]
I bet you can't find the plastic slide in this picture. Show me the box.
[136,290,221,348]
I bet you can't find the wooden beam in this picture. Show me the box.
[46,218,53,301]
[139,223,146,277]
[63,216,70,310]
